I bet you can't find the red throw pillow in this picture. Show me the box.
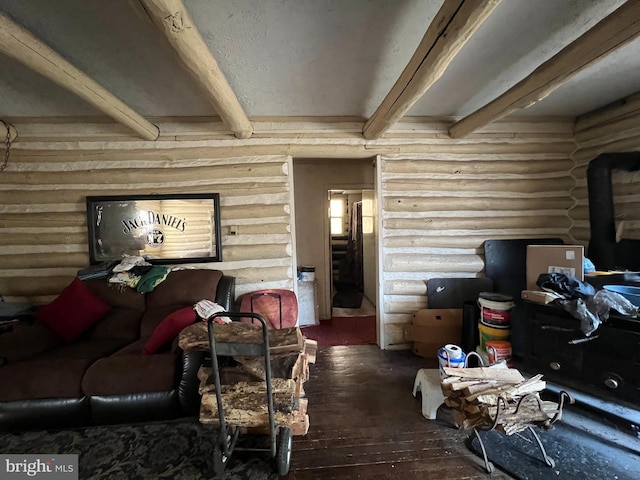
[35,277,111,343]
[142,306,197,354]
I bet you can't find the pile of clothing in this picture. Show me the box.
[107,255,172,293]
[537,273,639,336]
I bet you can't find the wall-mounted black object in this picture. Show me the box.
[426,277,493,309]
[587,152,640,271]
[86,193,222,265]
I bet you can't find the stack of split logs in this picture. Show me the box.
[441,363,559,435]
[178,322,317,436]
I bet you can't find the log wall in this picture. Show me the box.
[1,118,576,349]
[0,143,294,304]
[378,133,575,347]
[570,96,640,246]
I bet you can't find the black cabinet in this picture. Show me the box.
[524,301,640,403]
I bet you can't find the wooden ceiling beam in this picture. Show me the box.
[137,0,253,139]
[0,11,159,141]
[363,0,501,140]
[574,90,640,133]
[449,1,640,139]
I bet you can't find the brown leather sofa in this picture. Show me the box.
[0,269,235,431]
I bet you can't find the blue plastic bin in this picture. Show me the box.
[603,285,640,307]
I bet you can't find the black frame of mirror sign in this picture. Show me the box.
[86,193,222,265]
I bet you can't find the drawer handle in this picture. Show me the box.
[550,362,561,371]
[604,377,619,389]
[541,326,575,332]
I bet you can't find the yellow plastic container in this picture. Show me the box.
[478,322,510,352]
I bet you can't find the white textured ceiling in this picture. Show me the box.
[0,0,637,120]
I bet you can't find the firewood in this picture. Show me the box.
[461,414,485,430]
[443,365,525,383]
[484,400,559,435]
[241,412,310,436]
[466,384,519,403]
[441,375,462,385]
[441,366,555,436]
[200,402,293,428]
[199,377,295,395]
[178,322,305,355]
[198,365,264,393]
[291,411,310,435]
[304,338,318,364]
[233,352,302,381]
[199,380,296,428]
[462,381,504,396]
[182,324,314,436]
[297,397,308,415]
[506,375,545,397]
[292,352,310,383]
[295,378,305,398]
[464,404,481,415]
[450,379,489,391]
[467,377,547,404]
[444,397,462,408]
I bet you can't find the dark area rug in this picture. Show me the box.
[301,316,376,347]
[0,418,278,480]
[332,281,364,309]
[468,423,640,480]
[332,290,363,308]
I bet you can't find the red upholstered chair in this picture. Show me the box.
[238,289,298,329]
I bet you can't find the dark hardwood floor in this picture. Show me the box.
[285,345,512,479]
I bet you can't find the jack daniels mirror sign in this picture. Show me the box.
[86,193,222,265]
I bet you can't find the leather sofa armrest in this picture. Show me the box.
[215,275,236,311]
[176,348,206,415]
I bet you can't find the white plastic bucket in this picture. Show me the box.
[478,292,514,328]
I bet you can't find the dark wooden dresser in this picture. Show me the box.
[523,301,640,404]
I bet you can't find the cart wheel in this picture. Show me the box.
[276,427,292,476]
[485,461,495,474]
[213,445,229,474]
[213,430,232,474]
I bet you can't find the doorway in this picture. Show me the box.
[329,189,376,318]
[291,158,377,327]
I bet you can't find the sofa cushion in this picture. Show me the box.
[87,308,143,342]
[35,277,111,343]
[142,306,197,354]
[146,269,222,309]
[31,339,131,361]
[111,338,147,355]
[0,322,61,364]
[83,278,145,310]
[0,358,94,401]
[82,354,177,395]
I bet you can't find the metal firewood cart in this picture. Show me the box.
[206,312,293,476]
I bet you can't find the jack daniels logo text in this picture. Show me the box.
[121,210,187,234]
[121,210,188,248]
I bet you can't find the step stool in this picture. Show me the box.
[412,369,445,420]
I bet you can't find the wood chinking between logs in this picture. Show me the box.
[179,322,317,436]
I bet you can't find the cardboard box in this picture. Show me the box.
[521,289,562,304]
[404,308,463,358]
[526,245,584,291]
